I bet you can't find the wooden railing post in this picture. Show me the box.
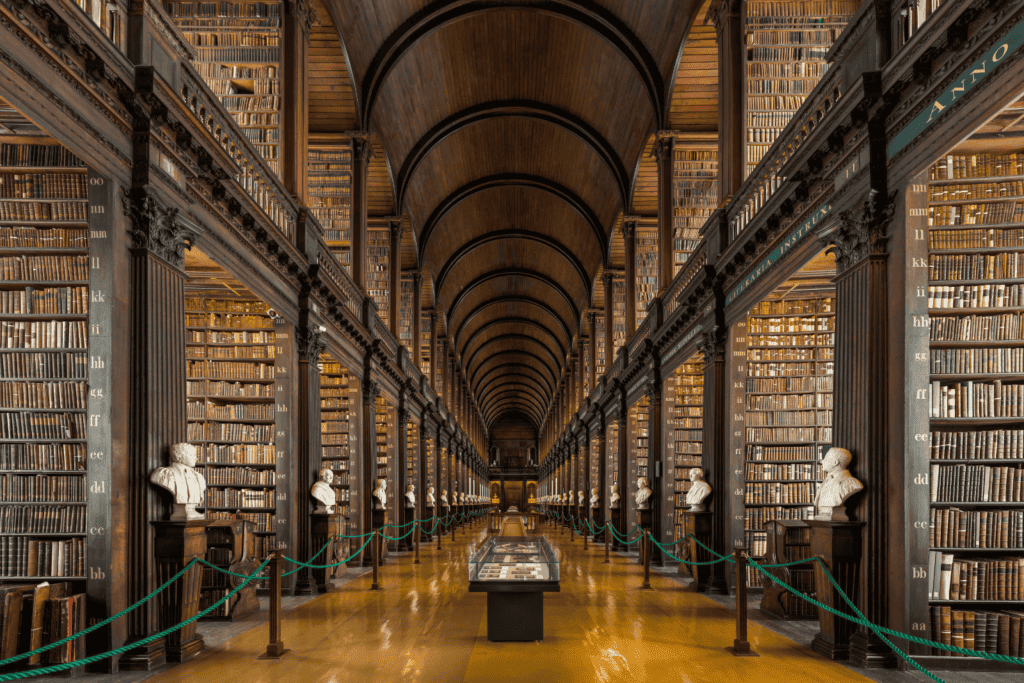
[641,532,652,590]
[257,549,288,660]
[370,531,380,591]
[414,522,420,565]
[727,545,759,657]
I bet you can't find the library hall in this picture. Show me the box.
[3,0,1024,681]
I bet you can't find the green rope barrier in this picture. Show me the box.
[282,536,374,573]
[380,520,418,530]
[649,537,733,567]
[378,526,417,542]
[0,557,201,668]
[0,557,270,681]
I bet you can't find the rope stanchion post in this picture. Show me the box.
[726,545,759,657]
[604,521,610,563]
[257,549,289,660]
[414,522,420,564]
[437,514,443,550]
[640,531,652,590]
[371,530,381,591]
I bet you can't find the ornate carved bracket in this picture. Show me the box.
[296,326,325,364]
[697,325,727,367]
[123,188,203,268]
[819,189,898,274]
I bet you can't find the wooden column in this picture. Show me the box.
[293,325,325,595]
[395,397,408,551]
[616,390,629,540]
[597,417,607,537]
[121,189,201,670]
[589,312,598,387]
[350,134,371,290]
[441,339,449,410]
[388,220,403,339]
[281,0,311,202]
[646,379,664,565]
[820,191,898,667]
[360,376,380,566]
[711,0,745,200]
[429,312,438,392]
[412,273,423,369]
[698,323,731,594]
[603,273,616,360]
[578,340,586,404]
[623,218,637,338]
[655,135,676,291]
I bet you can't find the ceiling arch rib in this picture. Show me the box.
[486,399,543,426]
[460,318,567,364]
[465,334,562,380]
[453,297,572,354]
[360,2,664,130]
[470,350,557,393]
[481,384,547,415]
[417,172,609,264]
[483,395,545,426]
[478,374,550,406]
[473,363,553,398]
[447,268,581,334]
[435,230,591,303]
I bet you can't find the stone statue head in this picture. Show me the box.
[822,446,853,472]
[318,467,334,484]
[611,484,619,493]
[428,486,435,494]
[378,478,387,490]
[637,476,649,489]
[171,442,198,468]
[406,483,415,492]
[591,487,598,495]
[689,468,704,482]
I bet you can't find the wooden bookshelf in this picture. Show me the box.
[308,145,352,275]
[164,1,282,176]
[399,277,414,356]
[595,314,607,375]
[740,295,835,587]
[612,279,626,357]
[672,144,718,276]
[374,397,396,552]
[744,0,858,177]
[320,352,352,525]
[367,228,389,327]
[405,417,419,523]
[665,355,704,546]
[420,312,431,378]
[636,227,658,322]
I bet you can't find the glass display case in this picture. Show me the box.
[468,536,559,585]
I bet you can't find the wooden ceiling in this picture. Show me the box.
[317,0,710,431]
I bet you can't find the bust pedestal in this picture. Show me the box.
[590,508,604,542]
[311,512,344,593]
[422,507,435,541]
[638,508,658,565]
[402,502,415,551]
[372,508,387,566]
[153,520,208,662]
[679,511,713,591]
[808,520,864,660]
[609,506,623,551]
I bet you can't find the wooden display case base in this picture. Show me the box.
[486,592,544,641]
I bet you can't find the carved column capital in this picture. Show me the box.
[622,216,639,239]
[348,132,374,162]
[707,0,742,33]
[123,189,202,269]
[697,325,727,367]
[363,379,381,405]
[296,326,325,363]
[653,135,675,165]
[820,189,898,274]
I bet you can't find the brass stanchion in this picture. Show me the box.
[583,517,588,549]
[257,549,288,660]
[569,515,574,543]
[452,514,457,541]
[370,530,380,591]
[604,524,610,563]
[414,522,420,564]
[726,545,759,657]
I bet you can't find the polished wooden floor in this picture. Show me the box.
[147,521,874,682]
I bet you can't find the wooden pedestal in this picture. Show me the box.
[311,513,343,593]
[638,508,653,565]
[590,508,604,541]
[152,520,208,663]
[422,508,435,540]
[372,508,387,566]
[679,511,713,591]
[808,520,864,660]
[610,507,623,551]
[403,505,415,550]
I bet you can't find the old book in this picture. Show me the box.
[0,584,33,659]
[16,582,50,666]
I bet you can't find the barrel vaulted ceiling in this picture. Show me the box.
[319,0,710,433]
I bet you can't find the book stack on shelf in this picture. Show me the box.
[184,296,280,562]
[367,229,389,327]
[320,352,351,523]
[926,152,1024,656]
[424,435,435,509]
[606,420,619,511]
[672,145,718,274]
[636,227,658,323]
[71,0,126,51]
[668,356,704,543]
[0,139,92,670]
[399,278,414,356]
[164,1,282,175]
[308,146,352,274]
[595,314,607,375]
[743,295,835,587]
[612,279,626,357]
[420,312,432,378]
[374,397,394,531]
[744,0,857,177]
[406,418,418,508]
[590,431,600,510]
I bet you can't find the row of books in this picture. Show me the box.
[189,330,275,344]
[204,488,273,508]
[747,347,831,361]
[186,360,275,380]
[0,255,87,280]
[928,380,1024,418]
[928,253,1024,280]
[930,183,1024,202]
[232,111,279,127]
[0,504,85,533]
[0,537,84,577]
[0,412,86,440]
[746,410,830,426]
[212,511,276,534]
[929,606,1024,657]
[185,298,269,314]
[929,154,1024,181]
[747,361,831,377]
[747,61,829,78]
[185,313,274,329]
[746,376,833,393]
[323,446,351,460]
[0,287,88,315]
[748,332,834,346]
[205,467,274,486]
[162,2,281,20]
[0,443,84,470]
[748,319,834,333]
[0,227,87,249]
[193,47,279,62]
[931,507,1024,549]
[0,584,86,664]
[746,444,823,461]
[747,393,831,410]
[746,79,823,95]
[0,173,87,199]
[0,381,86,410]
[746,1,859,16]
[187,401,275,420]
[932,202,1024,228]
[0,352,87,379]
[191,63,277,80]
[929,284,1024,310]
[929,429,1024,460]
[0,321,88,349]
[323,433,351,446]
[932,348,1024,375]
[0,474,84,502]
[0,144,84,168]
[930,552,1024,600]
[197,443,275,465]
[745,482,818,504]
[0,202,86,222]
[746,49,829,64]
[929,228,1024,250]
[743,505,816,530]
[187,422,274,442]
[746,462,824,480]
[930,464,1024,503]
[929,314,1024,342]
[187,380,274,398]
[181,31,278,47]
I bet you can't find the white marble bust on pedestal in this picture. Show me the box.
[590,487,599,508]
[814,447,864,521]
[311,468,337,514]
[610,484,620,507]
[441,490,449,507]
[405,483,416,508]
[373,478,388,510]
[426,486,436,508]
[685,468,712,512]
[578,490,584,507]
[635,477,652,510]
[150,443,207,521]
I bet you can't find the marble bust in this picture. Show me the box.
[635,477,652,509]
[405,483,416,508]
[311,468,337,514]
[441,490,449,507]
[372,478,387,510]
[426,486,436,508]
[685,468,712,512]
[814,447,864,521]
[150,443,207,521]
[610,484,620,507]
[590,487,599,508]
[578,490,584,507]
